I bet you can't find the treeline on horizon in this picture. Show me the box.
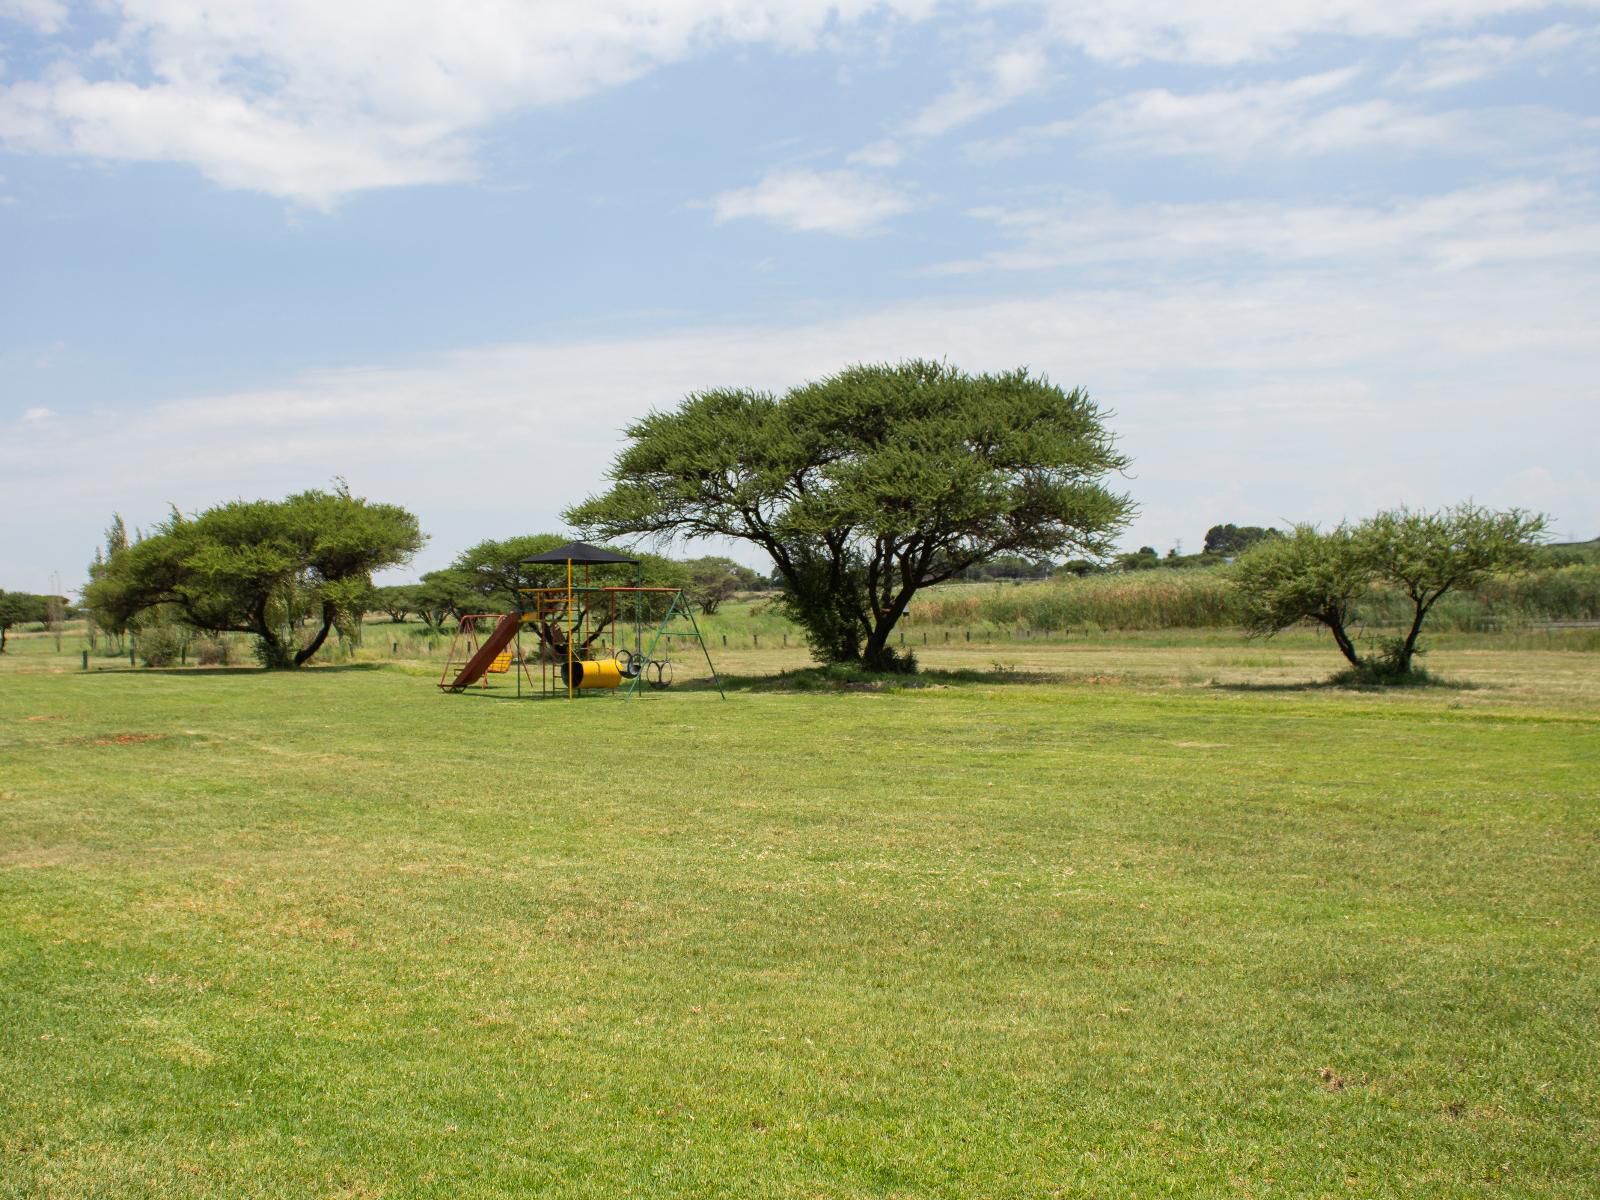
[369,527,1600,637]
[8,521,1595,657]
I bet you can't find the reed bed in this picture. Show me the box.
[908,564,1600,635]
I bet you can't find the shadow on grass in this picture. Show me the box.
[716,664,1068,693]
[1212,669,1482,694]
[87,663,388,678]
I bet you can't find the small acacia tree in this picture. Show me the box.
[370,584,421,624]
[685,556,758,615]
[566,360,1132,671]
[0,590,47,655]
[1362,504,1546,674]
[1234,504,1546,678]
[415,569,474,631]
[443,534,686,657]
[1233,524,1372,668]
[85,489,424,668]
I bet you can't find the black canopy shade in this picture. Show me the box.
[519,540,639,565]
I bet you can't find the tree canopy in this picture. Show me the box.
[85,489,424,668]
[1232,523,1371,668]
[684,556,760,614]
[0,590,47,655]
[1362,504,1545,673]
[566,360,1132,670]
[1203,524,1281,557]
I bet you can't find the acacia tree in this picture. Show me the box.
[685,556,758,615]
[1233,505,1546,677]
[1362,504,1545,674]
[444,533,687,656]
[1203,524,1280,557]
[566,360,1132,671]
[0,590,46,655]
[415,569,474,631]
[1232,524,1372,668]
[85,489,424,668]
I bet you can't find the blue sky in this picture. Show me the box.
[2,0,1597,592]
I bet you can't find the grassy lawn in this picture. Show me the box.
[1,642,1597,1197]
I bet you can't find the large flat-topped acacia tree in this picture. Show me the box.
[566,360,1132,671]
[86,488,423,668]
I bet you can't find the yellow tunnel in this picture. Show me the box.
[565,658,623,689]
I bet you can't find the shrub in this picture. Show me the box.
[136,625,186,668]
[194,637,235,666]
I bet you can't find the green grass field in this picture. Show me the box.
[2,632,1597,1197]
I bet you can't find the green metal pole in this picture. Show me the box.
[682,599,726,700]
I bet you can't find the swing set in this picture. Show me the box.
[436,541,724,701]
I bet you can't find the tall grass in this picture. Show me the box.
[909,572,1243,632]
[907,564,1600,634]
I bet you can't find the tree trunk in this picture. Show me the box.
[293,605,337,666]
[1395,601,1430,674]
[859,592,917,672]
[1320,615,1363,668]
[251,595,296,669]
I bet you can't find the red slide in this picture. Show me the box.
[441,613,520,691]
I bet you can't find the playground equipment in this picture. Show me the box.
[437,540,724,701]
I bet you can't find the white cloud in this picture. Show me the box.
[5,1,1593,204]
[971,65,1600,165]
[0,77,472,206]
[945,182,1600,274]
[0,0,932,206]
[848,138,906,167]
[0,0,65,34]
[3,253,1596,588]
[1072,69,1461,159]
[1391,22,1596,91]
[903,43,1050,137]
[711,167,913,234]
[1033,0,1600,66]
[19,406,55,423]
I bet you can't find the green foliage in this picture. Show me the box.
[1535,537,1600,567]
[192,635,236,666]
[1232,504,1548,678]
[0,589,48,654]
[1115,545,1162,571]
[134,622,186,668]
[1361,503,1546,674]
[566,359,1131,671]
[370,583,423,623]
[1203,523,1282,556]
[1232,524,1373,668]
[84,488,424,669]
[414,569,474,629]
[955,554,1055,582]
[684,556,759,614]
[451,534,571,608]
[915,570,1245,632]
